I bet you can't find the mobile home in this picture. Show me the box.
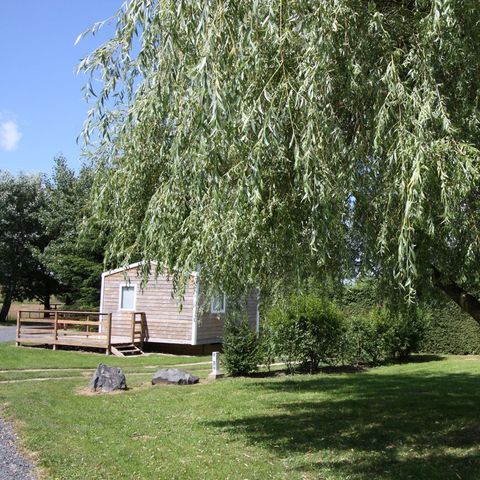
[100,262,259,352]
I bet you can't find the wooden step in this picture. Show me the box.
[115,345,139,350]
[111,344,144,357]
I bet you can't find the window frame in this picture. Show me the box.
[210,292,226,314]
[119,283,137,311]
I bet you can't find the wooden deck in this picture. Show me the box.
[16,310,146,355]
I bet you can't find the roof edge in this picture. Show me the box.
[102,261,198,279]
[101,261,158,278]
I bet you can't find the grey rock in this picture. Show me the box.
[90,363,127,392]
[152,368,199,385]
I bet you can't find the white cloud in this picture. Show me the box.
[0,120,22,151]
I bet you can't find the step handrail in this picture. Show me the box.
[130,312,146,349]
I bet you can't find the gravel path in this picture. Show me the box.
[0,418,37,479]
[0,327,16,343]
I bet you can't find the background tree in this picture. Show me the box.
[39,157,105,309]
[0,172,60,321]
[80,1,480,316]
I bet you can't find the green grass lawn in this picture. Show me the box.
[0,343,209,370]
[1,344,480,479]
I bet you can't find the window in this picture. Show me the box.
[211,293,226,314]
[120,285,135,310]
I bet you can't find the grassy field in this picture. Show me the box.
[1,344,480,479]
[0,299,67,325]
[0,300,45,325]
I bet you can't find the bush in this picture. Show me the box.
[379,307,428,360]
[342,306,428,364]
[222,312,259,376]
[256,325,276,371]
[264,294,344,373]
[342,312,386,366]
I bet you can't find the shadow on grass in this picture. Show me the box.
[245,365,368,379]
[388,354,446,364]
[319,364,369,374]
[208,365,480,479]
[246,370,288,378]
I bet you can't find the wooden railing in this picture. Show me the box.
[16,310,113,354]
[131,312,146,350]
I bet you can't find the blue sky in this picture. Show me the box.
[0,1,121,175]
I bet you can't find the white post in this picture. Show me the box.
[209,351,223,380]
[212,351,220,374]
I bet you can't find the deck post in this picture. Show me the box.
[15,311,21,346]
[106,313,112,355]
[130,312,135,344]
[53,311,58,350]
[140,313,145,351]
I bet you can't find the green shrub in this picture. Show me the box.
[262,307,299,374]
[222,313,259,376]
[380,307,427,359]
[342,312,386,366]
[265,294,344,373]
[342,306,428,364]
[256,325,276,371]
[375,306,428,360]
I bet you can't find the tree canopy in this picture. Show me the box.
[0,172,59,320]
[0,160,106,320]
[80,1,480,311]
[40,157,105,309]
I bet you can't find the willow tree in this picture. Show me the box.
[80,0,480,317]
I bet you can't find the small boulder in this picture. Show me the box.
[152,368,199,385]
[90,363,127,392]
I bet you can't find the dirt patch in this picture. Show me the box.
[75,380,161,396]
[75,386,129,396]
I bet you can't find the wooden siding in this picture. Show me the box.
[101,267,195,344]
[196,290,258,344]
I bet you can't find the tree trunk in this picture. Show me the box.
[43,294,51,311]
[42,293,51,319]
[0,285,14,322]
[432,266,480,323]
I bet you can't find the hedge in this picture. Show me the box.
[419,303,480,355]
[342,281,480,356]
